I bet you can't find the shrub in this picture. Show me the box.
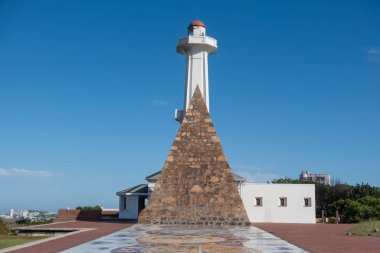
[76,205,102,210]
[358,196,380,207]
[15,218,32,225]
[360,205,373,221]
[15,218,54,226]
[0,218,11,235]
[341,200,362,223]
[328,217,336,224]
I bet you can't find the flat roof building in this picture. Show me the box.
[299,171,331,185]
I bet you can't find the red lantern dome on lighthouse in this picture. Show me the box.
[187,20,206,30]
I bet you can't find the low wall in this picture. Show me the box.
[16,227,77,236]
[101,210,119,218]
[54,209,101,222]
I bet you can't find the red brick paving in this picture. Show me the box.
[255,223,380,253]
[8,220,135,253]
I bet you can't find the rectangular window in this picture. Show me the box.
[304,198,312,207]
[279,197,287,207]
[316,176,325,182]
[123,197,127,210]
[255,197,262,206]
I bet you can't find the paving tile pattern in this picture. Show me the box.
[63,224,307,253]
[138,87,250,225]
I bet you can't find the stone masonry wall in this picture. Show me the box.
[138,87,250,225]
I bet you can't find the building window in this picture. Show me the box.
[255,197,263,206]
[304,198,312,207]
[279,197,287,207]
[123,197,127,210]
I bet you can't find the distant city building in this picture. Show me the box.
[299,171,331,185]
[0,209,57,221]
[21,210,28,218]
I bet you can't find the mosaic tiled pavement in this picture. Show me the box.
[63,224,308,253]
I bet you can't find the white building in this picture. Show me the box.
[117,172,316,223]
[299,170,331,185]
[117,184,149,220]
[241,183,315,223]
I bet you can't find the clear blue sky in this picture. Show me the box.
[1,0,379,211]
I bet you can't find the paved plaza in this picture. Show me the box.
[256,223,380,253]
[63,224,307,253]
[7,221,380,252]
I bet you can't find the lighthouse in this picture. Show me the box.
[138,20,250,226]
[175,20,218,122]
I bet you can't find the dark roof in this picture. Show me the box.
[146,171,246,182]
[145,171,161,181]
[116,184,148,196]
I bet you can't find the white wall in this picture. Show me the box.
[118,195,139,219]
[241,183,316,223]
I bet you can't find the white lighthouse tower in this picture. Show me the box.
[175,20,218,122]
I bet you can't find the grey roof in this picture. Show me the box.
[145,171,246,182]
[232,173,246,182]
[145,171,161,181]
[116,184,148,196]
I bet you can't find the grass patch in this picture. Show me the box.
[346,220,380,236]
[0,236,47,249]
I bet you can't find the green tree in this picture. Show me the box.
[358,196,380,219]
[334,199,362,223]
[272,178,305,184]
[352,183,380,200]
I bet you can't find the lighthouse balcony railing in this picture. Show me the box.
[177,36,217,47]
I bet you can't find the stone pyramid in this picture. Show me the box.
[138,86,250,225]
